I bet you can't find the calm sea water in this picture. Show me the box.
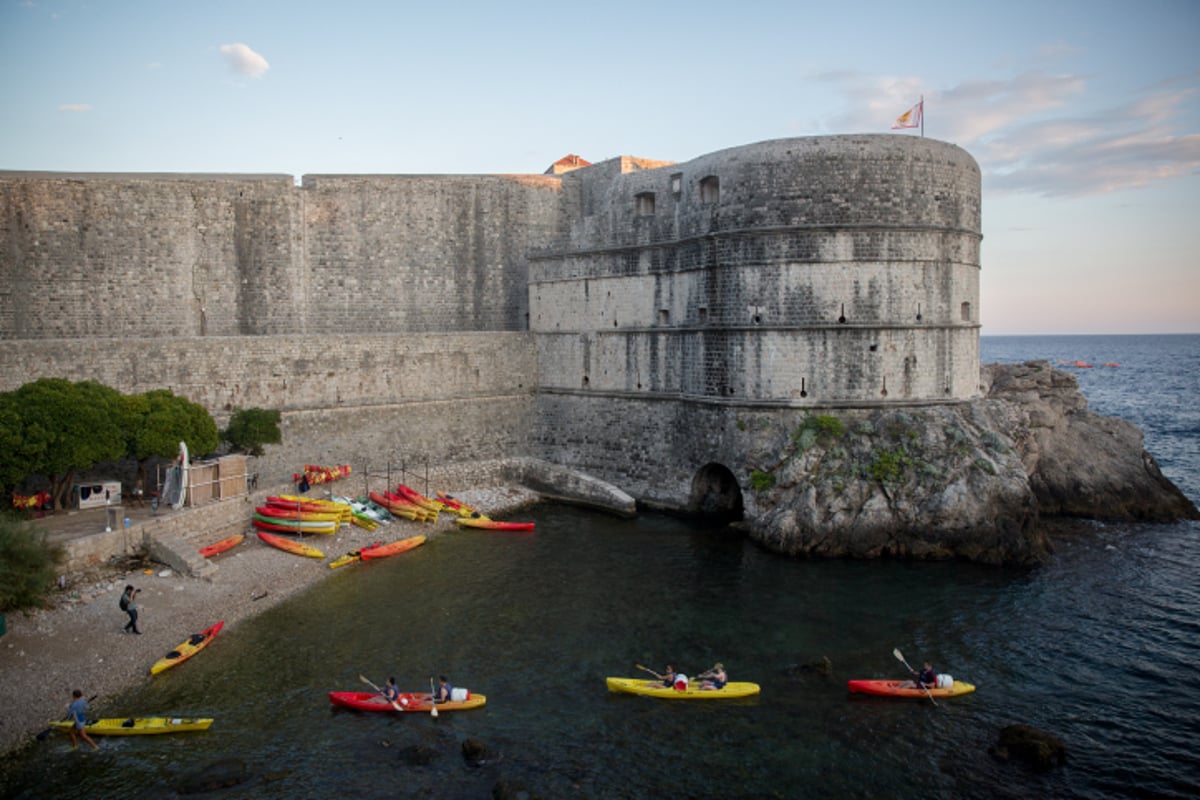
[2,335,1197,800]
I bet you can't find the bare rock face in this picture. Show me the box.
[743,362,1195,565]
[982,361,1197,522]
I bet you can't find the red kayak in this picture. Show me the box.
[359,535,426,561]
[328,690,486,712]
[847,679,976,698]
[455,516,534,531]
[198,533,244,558]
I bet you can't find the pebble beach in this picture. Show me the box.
[0,486,539,757]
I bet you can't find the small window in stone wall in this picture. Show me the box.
[700,175,719,204]
[960,301,971,321]
[658,309,670,325]
[671,173,682,196]
[636,192,655,216]
[698,307,708,324]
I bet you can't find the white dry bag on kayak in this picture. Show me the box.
[936,674,953,689]
[450,687,470,702]
[674,674,689,691]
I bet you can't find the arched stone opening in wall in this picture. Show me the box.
[688,462,744,522]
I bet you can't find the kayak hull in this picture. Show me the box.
[455,517,535,531]
[359,535,426,561]
[257,530,325,558]
[49,717,214,735]
[150,621,225,675]
[847,679,976,698]
[328,690,486,713]
[253,514,338,534]
[605,677,760,699]
[328,542,383,569]
[198,533,243,558]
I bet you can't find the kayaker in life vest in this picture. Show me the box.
[381,677,400,703]
[434,676,453,703]
[902,661,937,690]
[644,665,678,688]
[698,663,728,690]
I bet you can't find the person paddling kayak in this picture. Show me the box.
[697,663,728,690]
[901,661,937,690]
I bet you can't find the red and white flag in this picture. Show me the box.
[891,99,923,130]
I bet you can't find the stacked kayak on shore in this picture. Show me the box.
[198,533,243,558]
[49,717,214,735]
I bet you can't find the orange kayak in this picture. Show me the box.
[198,533,244,558]
[455,516,534,531]
[256,530,325,559]
[359,535,427,561]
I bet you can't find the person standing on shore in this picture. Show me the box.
[120,585,141,634]
[66,690,98,751]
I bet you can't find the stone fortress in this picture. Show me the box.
[0,134,983,523]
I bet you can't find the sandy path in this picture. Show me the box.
[0,487,537,756]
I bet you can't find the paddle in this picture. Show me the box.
[635,663,663,680]
[35,694,97,741]
[429,677,439,718]
[359,674,404,712]
[893,648,938,707]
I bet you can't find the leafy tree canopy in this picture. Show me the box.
[222,407,282,457]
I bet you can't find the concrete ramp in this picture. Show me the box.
[147,530,217,580]
[502,458,637,517]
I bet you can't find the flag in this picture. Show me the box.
[891,99,923,130]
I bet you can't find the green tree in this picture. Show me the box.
[222,407,282,457]
[124,389,220,492]
[7,379,128,510]
[0,516,64,611]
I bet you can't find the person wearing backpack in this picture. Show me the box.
[120,585,141,634]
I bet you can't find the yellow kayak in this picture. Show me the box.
[49,717,213,735]
[606,677,761,699]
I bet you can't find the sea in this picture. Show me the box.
[1,334,1197,800]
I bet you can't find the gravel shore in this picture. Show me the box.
[0,486,539,757]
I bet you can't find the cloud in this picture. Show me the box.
[813,69,1200,198]
[58,104,92,112]
[220,43,269,78]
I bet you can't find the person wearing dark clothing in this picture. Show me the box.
[120,585,141,634]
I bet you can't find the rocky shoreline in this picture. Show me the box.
[0,487,539,759]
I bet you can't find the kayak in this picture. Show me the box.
[256,530,325,559]
[605,677,761,699]
[456,516,535,531]
[255,505,343,523]
[198,533,244,558]
[359,535,426,561]
[328,542,382,569]
[328,690,486,713]
[846,679,976,698]
[49,717,214,735]
[435,491,481,518]
[252,514,338,535]
[368,491,436,522]
[393,483,443,513]
[150,621,225,675]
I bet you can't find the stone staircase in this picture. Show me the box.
[146,529,218,580]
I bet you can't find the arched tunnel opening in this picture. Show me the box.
[688,463,745,525]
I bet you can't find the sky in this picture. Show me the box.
[1,0,1197,335]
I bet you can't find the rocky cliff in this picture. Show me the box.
[744,361,1197,565]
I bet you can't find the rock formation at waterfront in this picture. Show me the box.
[744,361,1197,565]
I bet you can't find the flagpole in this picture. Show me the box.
[921,95,924,138]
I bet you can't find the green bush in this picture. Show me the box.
[0,517,64,612]
[749,469,776,492]
[793,414,846,450]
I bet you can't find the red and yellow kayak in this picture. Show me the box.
[150,621,225,675]
[368,491,436,522]
[359,535,426,561]
[256,505,343,523]
[328,690,486,713]
[393,483,443,513]
[328,542,383,569]
[456,516,534,531]
[256,530,325,559]
[198,533,244,558]
[435,491,481,518]
[847,679,976,698]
